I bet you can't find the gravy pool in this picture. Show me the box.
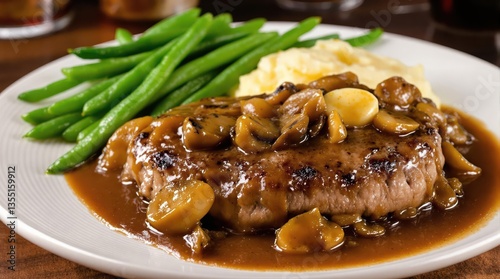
[65,109,500,270]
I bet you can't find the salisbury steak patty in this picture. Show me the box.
[128,125,442,232]
[99,74,451,232]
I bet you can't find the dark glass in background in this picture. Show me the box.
[99,0,198,21]
[430,0,499,31]
[275,0,364,12]
[0,0,73,39]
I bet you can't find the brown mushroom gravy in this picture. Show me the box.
[65,73,500,270]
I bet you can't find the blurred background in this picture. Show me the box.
[0,0,498,70]
[0,0,499,278]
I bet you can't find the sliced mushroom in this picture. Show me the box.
[444,114,473,145]
[279,88,325,120]
[275,208,344,253]
[149,115,185,146]
[99,116,153,171]
[410,109,433,126]
[234,115,280,153]
[442,141,481,175]
[193,97,241,116]
[374,76,422,108]
[372,109,420,135]
[352,220,385,237]
[308,114,327,138]
[327,110,347,144]
[308,71,360,92]
[240,97,276,118]
[182,114,235,151]
[447,177,464,197]
[147,180,215,235]
[164,103,197,117]
[324,88,379,127]
[415,102,446,126]
[301,90,327,122]
[432,175,458,210]
[273,114,309,150]
[266,82,299,106]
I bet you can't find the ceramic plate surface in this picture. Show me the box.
[0,23,499,279]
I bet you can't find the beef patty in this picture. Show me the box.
[99,74,451,233]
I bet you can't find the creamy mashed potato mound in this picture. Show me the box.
[234,39,440,107]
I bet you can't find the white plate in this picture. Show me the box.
[0,23,499,279]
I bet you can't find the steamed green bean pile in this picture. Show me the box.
[17,8,383,174]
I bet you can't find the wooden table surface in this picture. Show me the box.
[1,0,498,278]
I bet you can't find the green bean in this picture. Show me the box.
[21,107,54,125]
[204,13,232,39]
[141,8,200,38]
[82,39,178,116]
[344,28,383,47]
[189,33,250,59]
[71,9,199,59]
[23,76,121,124]
[61,51,153,80]
[63,115,101,142]
[48,75,123,116]
[18,77,83,102]
[153,32,277,106]
[292,33,340,48]
[76,119,100,142]
[151,71,218,116]
[24,113,83,139]
[47,14,213,174]
[183,17,321,104]
[229,18,266,35]
[188,18,266,57]
[115,28,134,44]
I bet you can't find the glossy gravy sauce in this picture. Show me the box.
[65,110,500,270]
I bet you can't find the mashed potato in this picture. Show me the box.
[234,40,440,107]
